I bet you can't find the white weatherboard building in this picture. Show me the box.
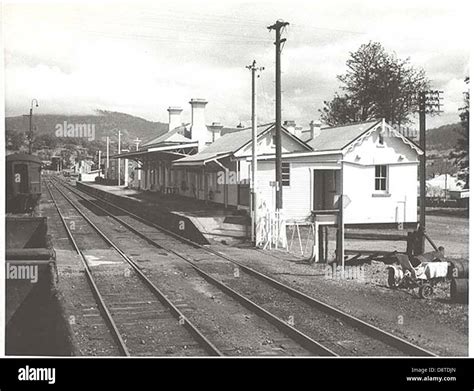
[115,99,423,230]
[253,121,423,226]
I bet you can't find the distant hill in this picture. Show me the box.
[5,110,169,145]
[425,122,465,178]
[426,122,463,153]
[5,112,465,157]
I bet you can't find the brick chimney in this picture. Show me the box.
[189,98,208,150]
[283,120,296,135]
[167,106,183,132]
[309,120,322,139]
[208,122,224,143]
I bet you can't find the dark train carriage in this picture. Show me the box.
[6,153,43,213]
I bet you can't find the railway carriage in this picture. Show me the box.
[6,153,43,213]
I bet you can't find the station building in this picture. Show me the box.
[115,98,423,228]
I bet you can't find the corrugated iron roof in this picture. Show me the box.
[175,123,274,164]
[143,125,192,147]
[306,120,380,151]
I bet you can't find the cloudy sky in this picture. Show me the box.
[2,0,470,129]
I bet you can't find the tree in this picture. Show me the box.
[34,133,59,150]
[452,77,469,188]
[320,42,429,126]
[318,94,361,126]
[6,129,26,151]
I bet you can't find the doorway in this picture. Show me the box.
[313,170,339,211]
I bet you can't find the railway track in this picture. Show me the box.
[47,178,334,356]
[52,177,437,356]
[45,179,222,356]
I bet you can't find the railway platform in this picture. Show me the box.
[75,181,250,245]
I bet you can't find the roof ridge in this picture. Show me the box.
[238,121,275,131]
[321,119,380,130]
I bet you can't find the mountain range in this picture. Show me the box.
[5,110,465,154]
[5,110,169,146]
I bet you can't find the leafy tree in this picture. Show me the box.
[34,133,59,150]
[318,94,361,126]
[320,42,429,126]
[6,129,26,151]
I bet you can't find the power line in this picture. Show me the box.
[85,30,271,46]
[16,7,366,39]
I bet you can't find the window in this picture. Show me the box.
[282,163,290,186]
[272,135,276,148]
[375,165,387,191]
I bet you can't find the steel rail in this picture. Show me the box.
[58,177,437,357]
[48,179,223,357]
[53,178,337,356]
[45,180,130,356]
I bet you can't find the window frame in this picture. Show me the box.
[374,164,388,193]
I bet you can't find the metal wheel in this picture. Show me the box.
[419,284,434,299]
[387,268,397,288]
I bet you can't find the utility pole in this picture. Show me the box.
[246,60,265,243]
[106,136,110,179]
[98,150,102,177]
[419,91,426,252]
[28,99,39,154]
[268,20,289,211]
[28,112,32,154]
[134,137,142,188]
[445,170,448,202]
[118,130,121,186]
[133,137,141,151]
[124,154,129,187]
[418,89,443,253]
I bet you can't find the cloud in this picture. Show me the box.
[3,0,470,129]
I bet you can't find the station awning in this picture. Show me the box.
[111,150,189,161]
[110,141,198,160]
[172,152,232,167]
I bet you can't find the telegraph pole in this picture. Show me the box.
[124,155,129,187]
[418,90,443,253]
[134,137,142,188]
[246,60,264,243]
[28,99,39,154]
[133,137,141,151]
[268,20,289,211]
[419,91,426,253]
[28,111,33,154]
[98,150,102,177]
[106,136,110,178]
[118,130,121,186]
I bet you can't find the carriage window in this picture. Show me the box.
[282,163,290,186]
[375,165,387,191]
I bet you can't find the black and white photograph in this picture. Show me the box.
[1,0,472,386]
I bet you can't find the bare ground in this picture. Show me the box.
[214,216,469,356]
